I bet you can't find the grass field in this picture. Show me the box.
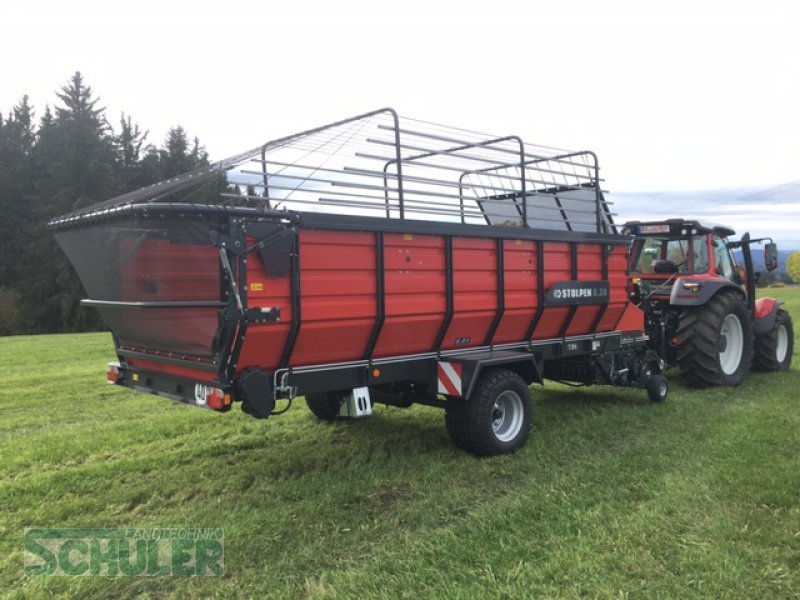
[2,289,799,599]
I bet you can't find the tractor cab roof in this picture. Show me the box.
[622,218,736,238]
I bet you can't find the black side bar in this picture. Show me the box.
[81,300,227,309]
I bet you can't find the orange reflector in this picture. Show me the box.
[206,387,230,411]
[107,363,120,383]
[372,369,381,378]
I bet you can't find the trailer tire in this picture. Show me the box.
[445,369,532,456]
[305,392,344,421]
[646,374,669,403]
[753,309,794,372]
[675,291,753,387]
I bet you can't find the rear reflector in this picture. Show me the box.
[107,363,121,384]
[203,386,232,411]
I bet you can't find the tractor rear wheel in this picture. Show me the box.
[675,291,753,387]
[753,309,794,371]
[305,392,344,421]
[445,369,533,456]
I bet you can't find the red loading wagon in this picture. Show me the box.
[50,108,667,456]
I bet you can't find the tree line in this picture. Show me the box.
[0,72,210,335]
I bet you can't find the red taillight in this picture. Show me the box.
[107,363,121,384]
[206,387,232,411]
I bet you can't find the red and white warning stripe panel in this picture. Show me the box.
[437,361,463,397]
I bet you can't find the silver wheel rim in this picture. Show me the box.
[720,313,744,375]
[776,324,789,363]
[492,390,524,443]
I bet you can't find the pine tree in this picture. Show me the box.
[22,72,118,332]
[114,113,150,191]
[47,71,118,211]
[0,74,213,334]
[0,96,36,286]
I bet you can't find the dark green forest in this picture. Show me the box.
[0,72,210,335]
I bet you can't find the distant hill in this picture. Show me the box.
[733,249,795,275]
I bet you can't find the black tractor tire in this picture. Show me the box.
[445,369,533,457]
[675,290,753,387]
[753,309,794,372]
[647,374,669,403]
[305,392,344,421]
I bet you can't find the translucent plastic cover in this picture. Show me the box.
[55,217,223,357]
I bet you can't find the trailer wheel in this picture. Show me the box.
[753,309,794,372]
[646,374,669,403]
[305,392,344,421]
[445,369,532,456]
[675,291,753,387]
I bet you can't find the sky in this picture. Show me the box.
[2,0,799,244]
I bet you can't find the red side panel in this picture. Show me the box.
[440,238,498,350]
[598,248,629,331]
[564,244,603,336]
[615,302,645,333]
[237,247,293,372]
[236,227,639,372]
[290,230,376,365]
[493,240,538,344]
[373,234,446,357]
[533,242,571,340]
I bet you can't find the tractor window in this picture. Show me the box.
[667,239,690,272]
[692,236,709,273]
[713,235,736,280]
[632,236,708,274]
[633,238,663,273]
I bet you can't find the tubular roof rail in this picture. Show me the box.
[53,107,616,234]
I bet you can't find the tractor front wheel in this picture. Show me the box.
[753,309,794,371]
[675,291,753,387]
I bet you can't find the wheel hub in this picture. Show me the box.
[491,391,524,443]
[492,406,504,424]
[719,313,744,375]
[776,324,789,363]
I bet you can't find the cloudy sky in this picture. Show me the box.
[3,1,799,244]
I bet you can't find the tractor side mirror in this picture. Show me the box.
[765,243,778,272]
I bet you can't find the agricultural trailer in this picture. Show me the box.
[50,108,667,456]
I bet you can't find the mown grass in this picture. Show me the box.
[1,289,799,599]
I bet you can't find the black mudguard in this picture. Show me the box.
[753,298,781,336]
[669,279,743,307]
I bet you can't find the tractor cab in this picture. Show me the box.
[620,218,791,387]
[623,218,780,306]
[624,219,743,302]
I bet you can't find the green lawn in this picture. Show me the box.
[2,289,799,599]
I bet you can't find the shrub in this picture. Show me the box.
[0,287,24,336]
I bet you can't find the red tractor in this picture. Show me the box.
[624,219,794,387]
